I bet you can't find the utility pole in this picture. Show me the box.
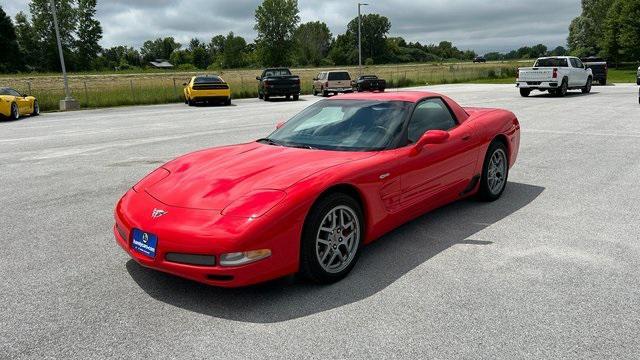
[358,3,368,75]
[50,0,79,110]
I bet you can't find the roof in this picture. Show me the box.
[329,91,440,103]
[149,60,174,68]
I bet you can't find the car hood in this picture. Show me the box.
[146,142,374,210]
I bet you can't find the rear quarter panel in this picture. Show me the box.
[464,108,520,174]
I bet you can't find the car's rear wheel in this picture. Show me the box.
[322,90,329,97]
[225,97,231,106]
[519,88,531,97]
[264,94,270,101]
[258,92,263,100]
[300,193,363,284]
[478,141,509,202]
[31,100,40,116]
[582,77,592,94]
[555,78,568,97]
[10,103,19,120]
[187,97,194,106]
[293,94,299,101]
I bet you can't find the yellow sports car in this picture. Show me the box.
[183,75,231,106]
[0,87,39,120]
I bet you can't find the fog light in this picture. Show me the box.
[219,249,271,267]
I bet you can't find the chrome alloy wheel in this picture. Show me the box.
[487,148,507,195]
[315,205,360,274]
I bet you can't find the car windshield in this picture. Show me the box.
[264,69,292,77]
[263,100,411,151]
[194,76,223,84]
[535,58,568,67]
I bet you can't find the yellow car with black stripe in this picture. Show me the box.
[0,87,39,120]
[183,75,231,106]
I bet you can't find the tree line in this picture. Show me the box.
[1,0,574,74]
[568,0,640,63]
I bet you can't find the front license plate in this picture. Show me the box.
[131,229,158,258]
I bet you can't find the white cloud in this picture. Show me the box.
[2,0,580,53]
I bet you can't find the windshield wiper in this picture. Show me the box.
[257,138,284,147]
[285,142,318,150]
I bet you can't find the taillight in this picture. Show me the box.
[294,78,300,84]
[552,68,558,79]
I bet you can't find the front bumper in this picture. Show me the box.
[516,81,558,89]
[114,190,300,287]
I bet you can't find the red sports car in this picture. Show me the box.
[114,91,520,287]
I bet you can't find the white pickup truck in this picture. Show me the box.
[517,56,593,97]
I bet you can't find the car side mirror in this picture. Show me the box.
[182,83,187,86]
[412,130,449,154]
[276,120,286,129]
[256,76,261,81]
[22,94,28,97]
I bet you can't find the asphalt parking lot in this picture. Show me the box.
[1,83,639,359]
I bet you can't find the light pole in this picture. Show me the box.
[50,0,78,110]
[358,3,368,74]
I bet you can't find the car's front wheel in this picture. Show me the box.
[10,103,19,120]
[519,88,531,97]
[300,193,363,284]
[582,77,592,94]
[478,141,509,201]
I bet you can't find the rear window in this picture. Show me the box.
[264,69,292,77]
[194,76,223,84]
[535,58,568,67]
[328,72,351,81]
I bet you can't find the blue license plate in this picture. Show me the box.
[131,229,158,258]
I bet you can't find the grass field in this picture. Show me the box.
[0,61,530,111]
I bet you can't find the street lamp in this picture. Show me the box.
[49,0,78,110]
[358,2,369,74]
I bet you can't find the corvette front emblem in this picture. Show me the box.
[151,208,168,219]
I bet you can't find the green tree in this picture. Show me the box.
[254,0,300,66]
[75,0,102,70]
[28,0,77,71]
[169,49,192,66]
[601,0,624,64]
[293,21,332,66]
[192,47,209,69]
[141,37,181,63]
[14,12,38,70]
[567,0,610,56]
[617,0,640,61]
[345,14,391,63]
[0,6,24,72]
[549,46,568,56]
[328,34,357,65]
[222,32,247,68]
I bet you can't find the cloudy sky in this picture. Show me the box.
[2,0,580,53]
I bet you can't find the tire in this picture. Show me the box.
[31,100,40,116]
[10,103,19,120]
[225,98,231,106]
[300,193,363,284]
[582,77,592,94]
[555,78,568,97]
[187,98,194,106]
[313,88,318,96]
[293,94,299,101]
[322,90,329,97]
[264,94,270,101]
[286,94,291,100]
[478,141,509,202]
[519,88,531,97]
[600,78,607,86]
[258,92,264,100]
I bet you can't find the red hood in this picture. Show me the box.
[146,142,373,210]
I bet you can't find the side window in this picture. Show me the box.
[407,98,457,143]
[570,58,579,68]
[575,59,584,68]
[9,89,21,97]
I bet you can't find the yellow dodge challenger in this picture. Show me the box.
[0,87,39,120]
[183,75,231,106]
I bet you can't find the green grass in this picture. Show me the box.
[0,61,527,111]
[608,69,638,83]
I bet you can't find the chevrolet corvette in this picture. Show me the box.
[114,91,520,287]
[0,87,39,120]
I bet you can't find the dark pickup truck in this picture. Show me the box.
[353,75,386,92]
[256,68,301,101]
[581,57,608,85]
